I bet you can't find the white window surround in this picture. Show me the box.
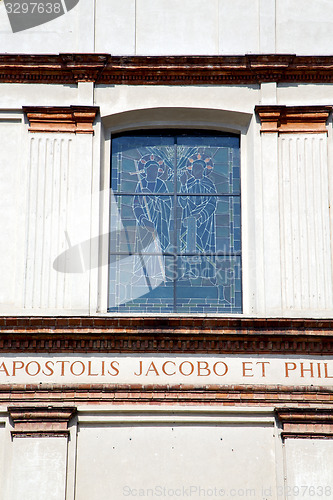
[97,105,333,318]
[97,107,256,316]
[4,101,331,317]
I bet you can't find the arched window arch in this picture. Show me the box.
[108,130,241,313]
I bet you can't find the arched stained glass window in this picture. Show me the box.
[108,131,242,314]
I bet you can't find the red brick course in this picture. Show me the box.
[276,408,333,438]
[0,316,332,354]
[0,383,331,408]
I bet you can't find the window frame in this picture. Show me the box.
[97,109,254,316]
[108,129,242,314]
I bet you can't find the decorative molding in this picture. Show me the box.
[256,106,331,134]
[23,135,72,308]
[23,106,99,134]
[276,408,333,439]
[3,54,333,85]
[0,384,332,408]
[8,406,76,437]
[278,134,333,310]
[0,317,332,354]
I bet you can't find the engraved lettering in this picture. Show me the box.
[70,361,85,376]
[55,360,70,376]
[108,361,120,376]
[324,363,333,378]
[197,361,210,376]
[42,360,54,376]
[256,361,270,377]
[88,361,98,376]
[213,361,228,376]
[300,362,314,378]
[285,362,297,377]
[0,362,9,376]
[242,362,253,377]
[179,361,194,376]
[162,361,176,376]
[25,361,41,376]
[134,361,143,376]
[145,361,159,376]
[12,361,24,376]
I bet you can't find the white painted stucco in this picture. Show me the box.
[0,0,333,55]
[0,3,332,500]
[76,418,276,500]
[0,81,333,316]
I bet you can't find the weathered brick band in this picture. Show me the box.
[276,408,333,439]
[0,317,332,354]
[0,383,332,408]
[8,405,77,437]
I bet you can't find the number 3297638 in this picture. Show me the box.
[5,3,62,14]
[277,486,332,497]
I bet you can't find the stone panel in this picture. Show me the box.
[284,439,333,499]
[279,134,333,312]
[136,0,219,55]
[276,0,333,55]
[6,437,67,500]
[95,0,136,55]
[23,134,73,310]
[76,418,276,500]
[218,0,259,54]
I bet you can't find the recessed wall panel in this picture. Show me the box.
[76,422,276,500]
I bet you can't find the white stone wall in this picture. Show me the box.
[6,437,68,500]
[76,411,276,500]
[0,82,333,316]
[1,0,333,316]
[284,439,333,495]
[0,116,21,312]
[1,0,333,55]
[0,3,332,498]
[0,405,332,500]
[279,134,333,313]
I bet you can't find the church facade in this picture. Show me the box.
[0,1,333,498]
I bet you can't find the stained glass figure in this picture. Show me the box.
[132,153,172,287]
[109,132,242,314]
[133,153,172,253]
[179,152,217,281]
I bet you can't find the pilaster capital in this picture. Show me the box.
[276,408,333,439]
[255,105,332,134]
[8,405,77,438]
[23,106,99,134]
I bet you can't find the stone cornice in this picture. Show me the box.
[256,105,332,134]
[0,385,332,408]
[0,317,332,354]
[23,106,99,133]
[276,408,333,439]
[2,54,333,85]
[8,405,76,437]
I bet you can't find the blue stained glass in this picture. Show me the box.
[109,132,242,314]
[176,144,238,194]
[109,255,175,312]
[110,195,175,254]
[111,136,175,193]
[176,196,240,255]
[176,255,242,312]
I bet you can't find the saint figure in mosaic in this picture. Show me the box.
[179,153,217,280]
[132,154,172,287]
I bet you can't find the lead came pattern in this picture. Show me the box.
[109,133,242,313]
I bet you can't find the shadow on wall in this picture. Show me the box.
[4,0,80,32]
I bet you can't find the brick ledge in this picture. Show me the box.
[0,316,332,354]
